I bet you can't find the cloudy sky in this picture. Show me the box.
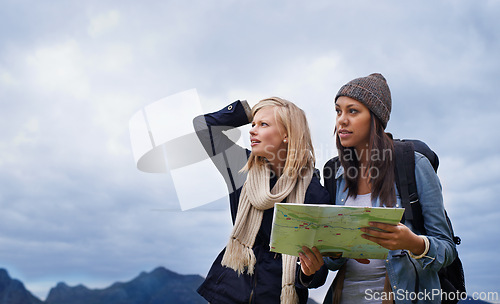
[1,0,499,302]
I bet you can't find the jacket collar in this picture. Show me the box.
[335,165,344,179]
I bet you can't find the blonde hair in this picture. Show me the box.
[243,97,315,178]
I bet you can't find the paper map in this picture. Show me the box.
[270,203,405,259]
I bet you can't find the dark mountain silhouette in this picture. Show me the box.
[44,267,321,304]
[45,266,205,304]
[0,269,43,304]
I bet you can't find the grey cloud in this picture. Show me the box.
[0,0,499,300]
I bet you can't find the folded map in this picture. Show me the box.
[269,203,405,259]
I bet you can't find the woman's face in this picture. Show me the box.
[249,106,288,162]
[335,96,371,151]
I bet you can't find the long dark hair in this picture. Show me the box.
[336,113,396,207]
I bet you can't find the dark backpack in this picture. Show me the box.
[323,139,465,304]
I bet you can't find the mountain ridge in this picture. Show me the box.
[0,268,43,304]
[0,267,206,304]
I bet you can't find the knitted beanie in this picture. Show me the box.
[335,73,392,129]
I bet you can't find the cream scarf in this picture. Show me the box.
[221,162,313,304]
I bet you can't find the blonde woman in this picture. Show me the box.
[194,98,330,304]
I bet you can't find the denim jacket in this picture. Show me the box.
[322,152,457,304]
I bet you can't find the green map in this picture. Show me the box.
[270,203,405,259]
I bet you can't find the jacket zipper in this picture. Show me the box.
[248,252,280,303]
[249,252,263,304]
[249,270,257,303]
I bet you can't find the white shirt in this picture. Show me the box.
[340,193,386,304]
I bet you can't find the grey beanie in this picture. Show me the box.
[335,73,392,129]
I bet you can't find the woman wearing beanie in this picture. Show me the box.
[193,97,330,304]
[298,74,457,304]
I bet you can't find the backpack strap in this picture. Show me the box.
[393,140,426,234]
[394,140,414,221]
